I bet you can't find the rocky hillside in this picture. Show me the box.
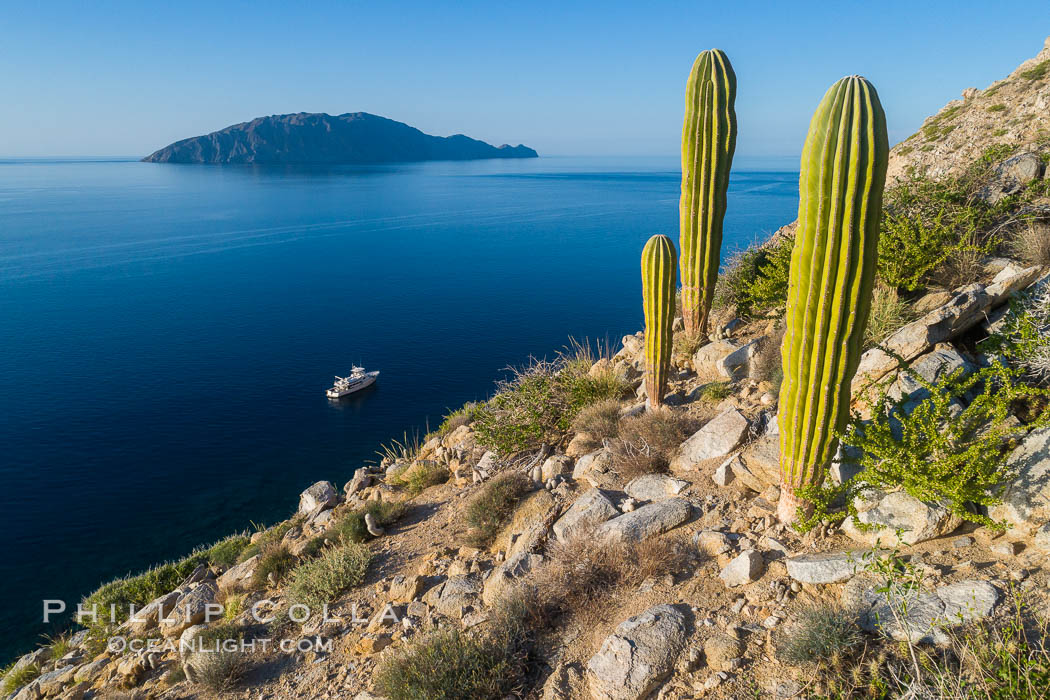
[887,37,1050,181]
[7,40,1050,700]
[142,112,538,164]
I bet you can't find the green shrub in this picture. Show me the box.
[1,664,40,696]
[238,518,300,563]
[205,535,251,567]
[474,357,628,454]
[286,542,372,610]
[717,236,793,318]
[373,597,530,700]
[981,283,1050,384]
[464,473,532,547]
[875,170,999,292]
[250,545,297,590]
[434,402,481,438]
[987,103,1007,113]
[823,359,1050,532]
[696,381,733,402]
[82,552,208,627]
[395,461,449,495]
[1020,59,1050,81]
[778,606,863,666]
[329,501,406,544]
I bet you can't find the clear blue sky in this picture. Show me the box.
[1,1,1048,158]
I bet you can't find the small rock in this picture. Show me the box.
[697,530,732,556]
[712,458,735,486]
[541,454,574,482]
[719,550,765,588]
[595,498,692,544]
[991,541,1021,557]
[953,536,974,549]
[703,634,744,672]
[625,473,689,501]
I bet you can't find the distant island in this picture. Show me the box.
[142,112,538,164]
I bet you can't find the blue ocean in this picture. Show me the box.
[0,156,798,660]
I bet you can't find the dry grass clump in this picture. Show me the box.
[673,329,706,357]
[1010,220,1050,267]
[374,592,531,700]
[931,228,987,290]
[778,605,863,667]
[183,623,255,693]
[608,409,698,480]
[526,530,691,626]
[464,472,532,548]
[749,324,785,389]
[393,460,449,495]
[570,398,622,444]
[864,284,917,350]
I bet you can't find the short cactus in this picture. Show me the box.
[679,49,737,338]
[777,76,889,525]
[641,235,677,408]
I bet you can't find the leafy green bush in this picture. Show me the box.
[778,606,863,666]
[329,501,406,544]
[717,236,793,318]
[286,542,372,611]
[1020,59,1050,81]
[474,357,628,454]
[82,552,209,628]
[1,664,40,696]
[250,545,297,590]
[987,103,1007,113]
[434,402,481,438]
[464,473,532,547]
[981,283,1050,385]
[830,359,1050,530]
[204,535,251,567]
[696,381,733,402]
[237,518,300,563]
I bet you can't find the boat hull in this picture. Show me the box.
[326,372,378,398]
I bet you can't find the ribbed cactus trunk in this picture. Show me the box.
[776,76,889,525]
[642,235,677,409]
[680,49,737,338]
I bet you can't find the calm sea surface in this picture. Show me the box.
[0,156,797,659]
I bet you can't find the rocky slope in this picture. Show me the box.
[887,37,1050,181]
[143,112,538,164]
[7,38,1050,700]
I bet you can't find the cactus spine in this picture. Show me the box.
[642,235,677,409]
[680,49,737,338]
[776,76,888,524]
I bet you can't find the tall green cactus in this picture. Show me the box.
[680,49,737,338]
[777,76,889,524]
[642,235,677,409]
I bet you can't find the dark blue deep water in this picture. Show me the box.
[0,156,798,659]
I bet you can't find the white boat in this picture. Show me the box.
[326,366,379,398]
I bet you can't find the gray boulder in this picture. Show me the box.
[541,454,574,482]
[842,489,962,545]
[344,468,372,497]
[585,604,688,700]
[670,408,750,470]
[423,575,481,618]
[989,427,1050,535]
[553,488,619,542]
[595,498,692,544]
[483,552,542,606]
[693,340,738,376]
[852,579,999,644]
[298,480,339,514]
[624,473,689,502]
[786,551,879,584]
